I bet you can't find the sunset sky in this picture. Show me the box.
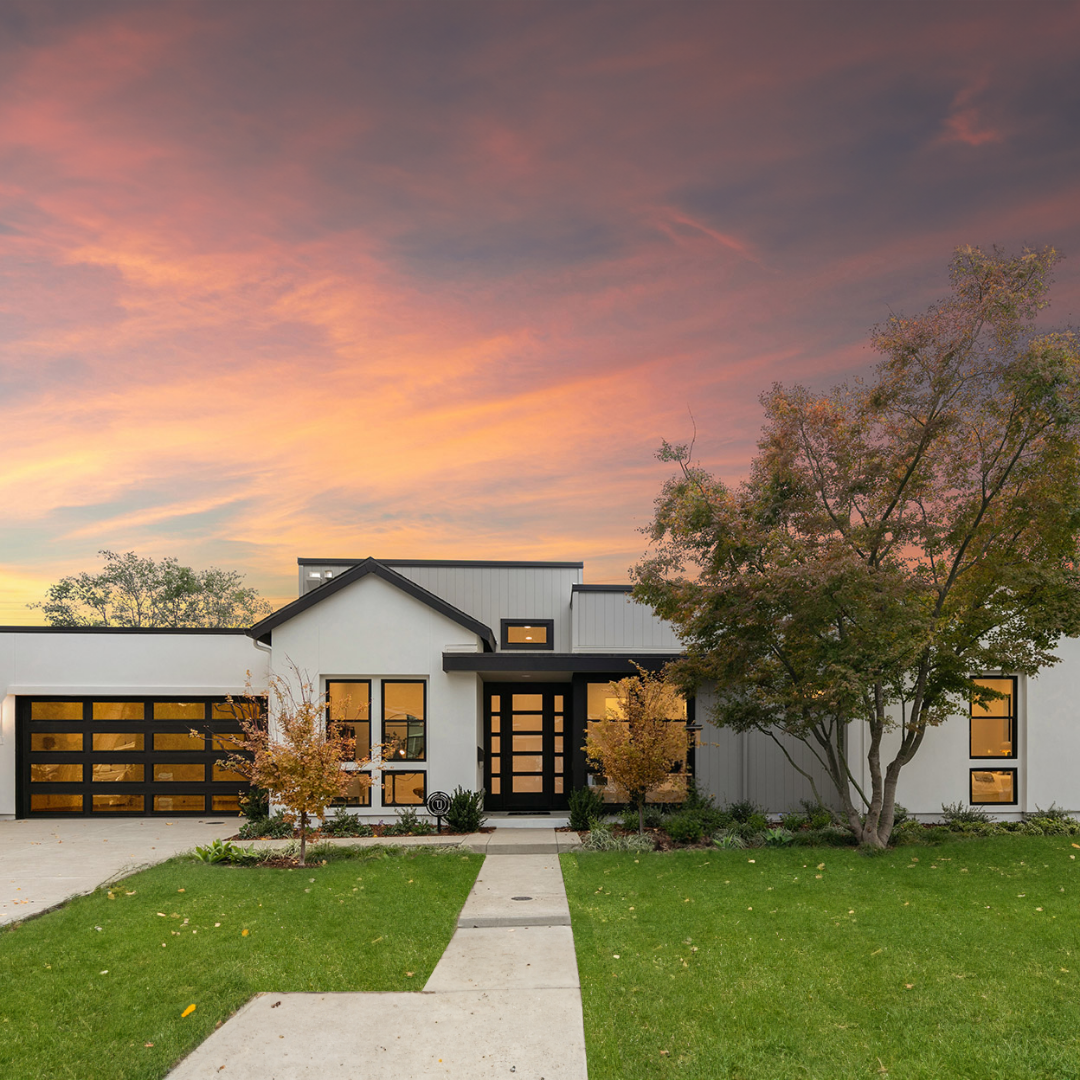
[2,0,1080,621]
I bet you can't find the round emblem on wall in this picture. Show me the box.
[426,790,451,817]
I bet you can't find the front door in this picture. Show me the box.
[484,685,568,811]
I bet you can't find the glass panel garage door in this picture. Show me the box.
[18,698,258,817]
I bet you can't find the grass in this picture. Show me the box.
[0,846,481,1080]
[562,835,1080,1080]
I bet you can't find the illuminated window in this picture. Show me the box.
[382,681,425,761]
[501,620,554,650]
[382,771,426,806]
[970,768,1017,805]
[970,677,1016,758]
[327,680,371,761]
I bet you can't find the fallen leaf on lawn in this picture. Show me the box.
[125,891,136,896]
[144,1043,154,1048]
[271,1001,281,1008]
[156,913,167,918]
[1072,843,1079,849]
[241,929,249,937]
[181,1004,197,1018]
[178,889,185,893]
[99,970,108,975]
[405,972,414,977]
[904,984,914,990]
[817,863,825,870]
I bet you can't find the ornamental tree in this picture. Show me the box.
[583,665,689,833]
[216,666,376,865]
[633,246,1080,848]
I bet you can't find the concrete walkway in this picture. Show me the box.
[0,817,239,925]
[167,830,589,1079]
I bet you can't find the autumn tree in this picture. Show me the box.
[633,246,1080,848]
[30,550,271,628]
[217,667,375,865]
[583,665,689,833]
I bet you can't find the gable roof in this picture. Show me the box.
[247,557,497,650]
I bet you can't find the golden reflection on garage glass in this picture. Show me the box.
[93,794,145,812]
[31,763,82,783]
[212,795,242,813]
[154,795,205,812]
[212,764,248,783]
[512,775,543,793]
[154,763,205,783]
[512,734,543,753]
[154,702,205,721]
[92,702,144,721]
[971,769,1015,803]
[93,732,144,752]
[211,731,244,751]
[212,701,263,721]
[511,694,543,711]
[154,732,204,751]
[31,794,82,811]
[31,702,83,721]
[92,763,144,782]
[31,732,82,752]
[512,715,542,731]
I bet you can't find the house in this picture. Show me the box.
[1,556,1076,821]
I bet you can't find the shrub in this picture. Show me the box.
[746,813,769,833]
[941,801,991,824]
[664,812,705,845]
[193,838,255,864]
[237,784,270,820]
[1030,803,1075,822]
[714,831,746,850]
[763,827,795,847]
[581,822,654,852]
[445,787,486,833]
[320,808,374,837]
[780,811,806,831]
[383,807,435,836]
[621,805,664,831]
[237,812,294,839]
[568,785,606,830]
[726,799,763,824]
[800,799,835,829]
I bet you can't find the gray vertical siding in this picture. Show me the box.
[694,683,837,813]
[571,589,684,653]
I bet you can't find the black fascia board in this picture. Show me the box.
[442,651,682,673]
[298,557,585,569]
[571,584,633,592]
[249,558,497,650]
[0,626,250,635]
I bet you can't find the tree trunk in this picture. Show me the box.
[299,811,308,866]
[638,798,645,835]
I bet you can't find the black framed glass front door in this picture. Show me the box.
[484,685,568,811]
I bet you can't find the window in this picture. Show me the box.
[971,768,1017,805]
[501,619,555,650]
[970,677,1016,758]
[327,680,371,762]
[382,681,426,761]
[383,771,426,806]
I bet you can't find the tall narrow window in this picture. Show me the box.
[970,677,1016,759]
[382,681,426,761]
[327,681,371,762]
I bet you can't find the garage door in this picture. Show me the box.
[18,697,257,817]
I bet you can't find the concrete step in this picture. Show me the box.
[461,827,581,855]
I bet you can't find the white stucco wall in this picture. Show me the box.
[0,630,267,817]
[267,572,484,818]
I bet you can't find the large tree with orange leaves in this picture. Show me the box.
[634,246,1080,847]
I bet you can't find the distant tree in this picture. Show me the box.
[216,667,379,866]
[583,665,689,833]
[29,550,271,627]
[633,246,1080,848]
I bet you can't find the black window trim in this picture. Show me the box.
[969,675,1017,760]
[326,678,373,760]
[381,679,427,762]
[500,619,555,651]
[969,767,1018,806]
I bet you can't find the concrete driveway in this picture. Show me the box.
[0,817,239,924]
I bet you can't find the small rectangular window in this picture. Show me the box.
[328,680,371,762]
[382,771,426,806]
[970,677,1016,758]
[332,773,373,807]
[501,620,555,650]
[970,768,1017,805]
[382,681,426,762]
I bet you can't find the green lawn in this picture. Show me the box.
[0,847,481,1080]
[563,836,1080,1080]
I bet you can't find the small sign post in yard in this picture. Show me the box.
[426,790,451,833]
